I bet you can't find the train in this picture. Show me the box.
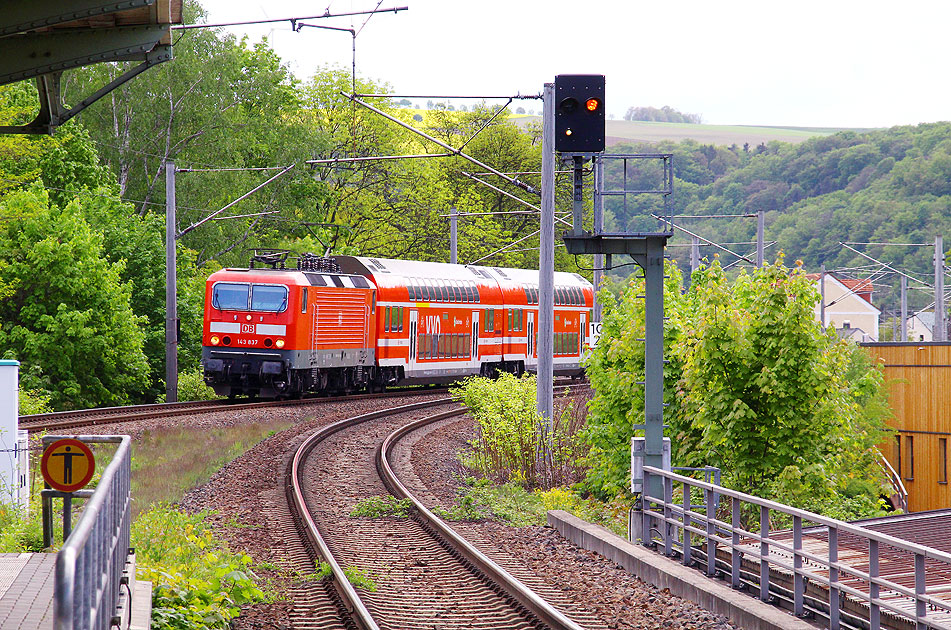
[201,251,594,398]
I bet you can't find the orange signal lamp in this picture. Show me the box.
[586,98,600,112]
[565,129,573,136]
[275,339,285,349]
[210,335,220,346]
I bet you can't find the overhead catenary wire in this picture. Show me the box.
[345,93,540,196]
[171,7,408,31]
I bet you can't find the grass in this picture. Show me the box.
[130,422,291,516]
[349,495,413,518]
[442,476,630,536]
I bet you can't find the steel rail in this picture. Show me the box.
[20,387,451,433]
[378,406,587,630]
[286,398,455,630]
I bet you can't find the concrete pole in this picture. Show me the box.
[592,157,604,322]
[901,276,908,342]
[690,236,701,274]
[166,161,179,403]
[756,210,766,267]
[756,209,765,267]
[537,83,555,465]
[449,206,457,265]
[936,236,945,342]
[820,264,826,331]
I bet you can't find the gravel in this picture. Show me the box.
[88,397,743,630]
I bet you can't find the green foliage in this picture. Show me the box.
[0,499,45,552]
[579,260,684,499]
[440,477,628,535]
[451,374,586,488]
[672,257,892,515]
[0,187,149,410]
[349,495,412,518]
[18,387,52,415]
[583,256,892,521]
[175,366,219,402]
[132,506,266,630]
[314,562,377,591]
[452,374,541,485]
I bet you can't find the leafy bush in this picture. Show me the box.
[133,506,266,630]
[451,374,588,489]
[176,367,218,402]
[18,387,52,414]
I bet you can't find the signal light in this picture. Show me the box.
[210,335,220,346]
[276,339,285,349]
[554,74,605,153]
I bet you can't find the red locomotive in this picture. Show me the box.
[201,252,593,398]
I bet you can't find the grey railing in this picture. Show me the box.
[641,465,951,630]
[47,435,133,630]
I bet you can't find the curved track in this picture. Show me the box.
[19,386,450,433]
[286,395,589,630]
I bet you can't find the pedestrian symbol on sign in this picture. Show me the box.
[41,438,96,493]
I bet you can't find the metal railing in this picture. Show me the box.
[641,465,951,630]
[878,454,908,513]
[47,435,133,630]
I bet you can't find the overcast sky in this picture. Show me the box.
[194,0,950,129]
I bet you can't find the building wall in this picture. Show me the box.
[816,278,880,341]
[863,343,951,512]
[906,315,934,342]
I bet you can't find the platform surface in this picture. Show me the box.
[0,553,56,630]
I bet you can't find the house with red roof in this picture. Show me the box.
[807,273,881,341]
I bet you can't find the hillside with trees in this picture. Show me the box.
[607,122,951,313]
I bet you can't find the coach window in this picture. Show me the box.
[398,307,404,332]
[384,307,390,332]
[301,287,308,313]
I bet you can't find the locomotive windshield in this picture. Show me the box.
[212,283,249,310]
[250,285,288,312]
[212,282,288,312]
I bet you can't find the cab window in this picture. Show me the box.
[250,285,289,312]
[212,282,250,310]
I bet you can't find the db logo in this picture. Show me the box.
[241,323,255,334]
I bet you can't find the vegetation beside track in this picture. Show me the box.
[133,506,268,630]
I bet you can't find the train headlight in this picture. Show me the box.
[210,335,220,346]
[275,338,285,349]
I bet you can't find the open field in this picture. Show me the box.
[509,115,875,147]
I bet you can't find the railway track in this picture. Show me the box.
[18,386,451,433]
[285,392,594,630]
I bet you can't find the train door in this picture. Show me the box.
[471,310,480,369]
[409,310,418,372]
[526,311,536,368]
[579,312,586,356]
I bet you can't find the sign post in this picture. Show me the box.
[41,438,96,545]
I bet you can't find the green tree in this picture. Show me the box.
[671,258,890,517]
[582,257,891,520]
[0,187,149,409]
